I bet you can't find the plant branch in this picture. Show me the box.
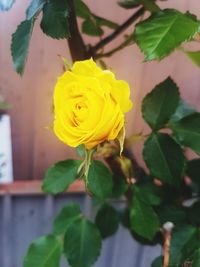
[91,7,145,55]
[96,34,135,59]
[67,0,90,61]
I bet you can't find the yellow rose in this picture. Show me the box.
[53,58,132,149]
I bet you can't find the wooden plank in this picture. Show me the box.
[0,180,85,196]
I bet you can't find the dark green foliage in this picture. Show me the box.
[88,160,113,200]
[118,0,141,9]
[187,159,200,184]
[186,201,200,225]
[143,133,185,185]
[40,0,70,39]
[119,208,131,229]
[82,19,103,36]
[112,174,128,198]
[95,204,119,238]
[42,160,81,194]
[193,248,200,267]
[130,186,160,240]
[53,203,81,235]
[151,256,163,267]
[118,0,159,12]
[142,77,180,130]
[169,226,198,266]
[136,183,162,206]
[134,9,200,60]
[23,235,62,267]
[64,217,102,267]
[157,205,186,226]
[171,113,200,155]
[11,18,35,74]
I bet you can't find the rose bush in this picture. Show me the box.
[53,58,132,149]
[7,1,200,266]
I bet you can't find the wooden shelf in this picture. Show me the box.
[0,180,85,196]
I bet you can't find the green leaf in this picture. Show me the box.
[0,0,15,11]
[187,159,200,184]
[42,160,81,194]
[76,144,86,157]
[119,208,131,229]
[112,174,128,198]
[134,9,200,61]
[142,77,180,129]
[53,203,81,235]
[11,18,35,75]
[171,113,200,155]
[74,0,118,29]
[169,225,197,265]
[169,99,196,124]
[95,204,119,238]
[23,235,62,267]
[186,201,200,226]
[26,0,46,20]
[136,183,162,206]
[118,0,141,9]
[40,0,70,39]
[118,0,159,11]
[151,256,163,267]
[140,0,160,13]
[130,187,160,240]
[74,0,90,19]
[193,248,200,267]
[184,50,200,68]
[64,217,102,267]
[82,19,104,36]
[143,133,185,184]
[157,205,186,226]
[88,160,113,200]
[94,15,118,29]
[187,201,200,225]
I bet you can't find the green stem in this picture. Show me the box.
[96,34,135,59]
[84,149,94,178]
[78,148,96,191]
[90,7,145,54]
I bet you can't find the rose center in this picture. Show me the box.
[73,102,88,123]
